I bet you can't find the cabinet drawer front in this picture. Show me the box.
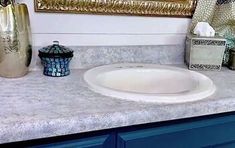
[118,115,235,148]
[31,134,114,148]
[205,140,235,148]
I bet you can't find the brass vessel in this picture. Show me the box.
[0,4,32,78]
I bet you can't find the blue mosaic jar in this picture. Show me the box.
[39,41,73,77]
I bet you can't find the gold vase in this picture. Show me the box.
[0,4,32,78]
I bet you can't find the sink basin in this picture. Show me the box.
[84,63,216,103]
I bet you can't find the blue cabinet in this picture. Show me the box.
[31,134,115,148]
[117,114,235,148]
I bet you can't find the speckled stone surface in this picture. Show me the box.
[31,45,184,70]
[0,66,235,144]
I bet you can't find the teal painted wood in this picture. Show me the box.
[205,140,235,148]
[31,134,115,148]
[117,114,235,148]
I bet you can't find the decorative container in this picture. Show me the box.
[0,3,32,78]
[39,41,73,77]
[228,48,235,70]
[185,34,226,71]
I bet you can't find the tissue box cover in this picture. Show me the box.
[39,41,73,77]
[185,35,226,71]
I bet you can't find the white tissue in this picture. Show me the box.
[193,22,215,37]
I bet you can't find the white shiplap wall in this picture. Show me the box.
[18,0,191,46]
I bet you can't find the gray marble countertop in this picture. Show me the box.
[1,66,235,144]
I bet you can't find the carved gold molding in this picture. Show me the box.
[34,0,197,17]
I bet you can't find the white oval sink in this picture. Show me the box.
[84,64,216,103]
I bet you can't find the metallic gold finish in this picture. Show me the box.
[0,4,32,78]
[34,0,197,17]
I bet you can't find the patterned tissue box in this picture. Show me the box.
[39,41,73,77]
[185,34,226,71]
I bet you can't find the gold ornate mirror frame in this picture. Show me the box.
[35,0,197,17]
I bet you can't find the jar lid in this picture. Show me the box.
[230,48,235,53]
[39,41,73,58]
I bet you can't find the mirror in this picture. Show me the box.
[34,0,197,17]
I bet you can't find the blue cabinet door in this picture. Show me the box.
[32,134,115,148]
[205,141,235,148]
[117,115,235,148]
